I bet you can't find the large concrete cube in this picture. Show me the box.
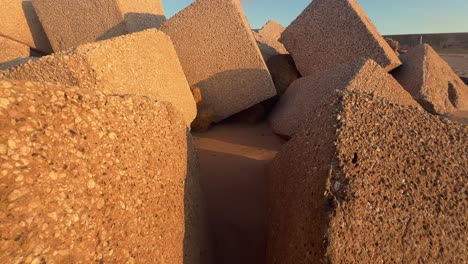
[393,44,468,115]
[268,90,467,263]
[161,0,276,122]
[32,0,165,51]
[281,0,401,77]
[0,79,210,263]
[0,36,30,70]
[116,0,166,33]
[0,29,196,126]
[0,0,52,53]
[270,59,420,137]
[253,20,288,61]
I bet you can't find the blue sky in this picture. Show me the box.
[163,0,468,35]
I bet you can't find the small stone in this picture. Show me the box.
[0,98,10,109]
[8,189,29,201]
[108,133,117,140]
[7,139,17,149]
[0,144,7,155]
[49,171,58,180]
[87,179,96,189]
[2,81,13,88]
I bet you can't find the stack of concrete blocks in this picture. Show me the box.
[0,29,197,126]
[31,0,166,51]
[161,0,276,122]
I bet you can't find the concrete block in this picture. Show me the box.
[0,29,196,126]
[0,0,52,53]
[268,89,468,263]
[0,79,211,263]
[32,0,166,52]
[253,20,288,61]
[161,0,276,122]
[393,44,468,115]
[0,36,30,70]
[281,0,401,77]
[270,59,421,137]
[116,0,166,33]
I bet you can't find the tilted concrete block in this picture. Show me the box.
[0,29,196,126]
[161,0,276,122]
[268,89,467,263]
[270,58,420,137]
[393,44,468,115]
[0,0,52,53]
[281,0,401,77]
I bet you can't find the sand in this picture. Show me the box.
[441,53,468,78]
[193,120,284,264]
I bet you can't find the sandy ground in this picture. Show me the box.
[441,53,468,78]
[193,120,284,264]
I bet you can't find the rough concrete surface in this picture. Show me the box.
[266,54,301,96]
[33,0,166,51]
[0,36,30,70]
[393,44,468,115]
[0,79,211,263]
[161,0,276,122]
[267,90,467,264]
[281,0,401,77]
[270,58,420,137]
[0,29,197,126]
[0,0,52,53]
[253,20,288,61]
[32,0,129,51]
[116,0,166,33]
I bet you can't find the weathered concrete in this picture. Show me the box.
[116,0,166,32]
[0,79,211,263]
[268,90,467,264]
[266,54,301,97]
[0,36,30,70]
[161,0,276,122]
[0,29,196,126]
[393,44,468,115]
[0,0,52,53]
[253,20,288,61]
[32,0,164,51]
[281,0,401,77]
[270,59,420,137]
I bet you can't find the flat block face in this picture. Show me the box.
[0,80,191,263]
[0,0,52,53]
[0,29,197,126]
[161,0,276,121]
[270,59,419,137]
[0,36,30,67]
[281,0,401,77]
[268,91,468,263]
[117,0,166,32]
[32,0,128,51]
[393,44,468,115]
